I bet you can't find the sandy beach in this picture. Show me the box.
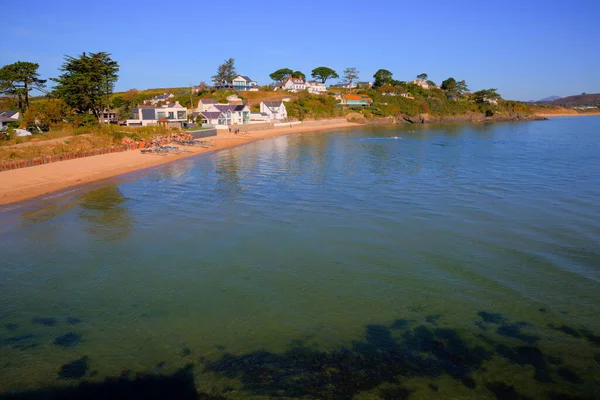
[0,121,360,206]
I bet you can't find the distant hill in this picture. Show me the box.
[538,95,562,102]
[543,93,600,107]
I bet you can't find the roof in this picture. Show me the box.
[235,75,254,82]
[155,93,172,100]
[343,94,372,101]
[262,101,284,107]
[200,111,223,119]
[199,98,216,104]
[0,116,17,123]
[213,104,247,113]
[0,110,19,118]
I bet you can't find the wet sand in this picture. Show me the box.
[0,122,360,206]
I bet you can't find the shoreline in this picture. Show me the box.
[0,122,361,207]
[534,112,600,118]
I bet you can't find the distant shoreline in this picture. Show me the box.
[534,112,600,118]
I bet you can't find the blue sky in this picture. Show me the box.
[1,0,598,101]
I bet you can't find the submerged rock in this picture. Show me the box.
[32,317,57,327]
[54,332,82,347]
[58,356,89,379]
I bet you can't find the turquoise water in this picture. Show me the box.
[0,117,599,399]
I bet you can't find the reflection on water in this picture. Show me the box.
[1,118,600,399]
[78,186,132,241]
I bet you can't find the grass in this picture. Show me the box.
[0,124,180,162]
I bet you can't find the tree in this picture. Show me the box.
[269,68,293,83]
[23,99,71,129]
[0,61,47,112]
[472,88,501,103]
[51,52,119,121]
[441,77,469,97]
[211,58,237,88]
[292,70,306,80]
[373,69,394,88]
[311,67,339,84]
[343,67,359,88]
[417,73,428,81]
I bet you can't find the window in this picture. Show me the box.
[177,111,186,119]
[157,112,166,119]
[168,112,174,119]
[131,110,140,119]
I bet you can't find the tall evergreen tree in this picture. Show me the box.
[0,61,46,112]
[51,52,119,121]
[211,58,237,88]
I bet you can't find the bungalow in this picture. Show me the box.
[232,75,258,91]
[260,101,287,120]
[0,110,20,128]
[144,93,175,105]
[330,82,355,89]
[195,104,250,127]
[355,81,373,88]
[281,77,306,92]
[306,81,326,94]
[98,108,119,124]
[127,101,188,127]
[340,94,373,106]
[250,112,270,123]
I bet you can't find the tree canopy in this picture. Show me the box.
[212,58,237,88]
[441,77,469,97]
[473,88,501,103]
[0,61,46,112]
[373,69,394,88]
[269,68,293,83]
[51,52,119,120]
[417,73,428,81]
[311,67,339,84]
[343,67,360,88]
[292,70,306,80]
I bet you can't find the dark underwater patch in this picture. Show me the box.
[580,329,600,345]
[53,332,82,348]
[496,344,552,383]
[426,314,441,325]
[595,354,600,365]
[58,356,89,379]
[496,322,540,344]
[66,317,82,325]
[486,381,534,400]
[181,347,192,357]
[379,385,413,399]
[478,311,505,324]
[32,317,57,327]
[556,367,582,384]
[206,323,489,398]
[390,319,410,330]
[548,324,581,338]
[1,334,39,350]
[4,324,18,331]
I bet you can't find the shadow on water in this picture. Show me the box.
[1,312,599,399]
[0,365,224,400]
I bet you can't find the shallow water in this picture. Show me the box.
[1,118,599,399]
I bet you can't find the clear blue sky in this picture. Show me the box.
[1,0,598,101]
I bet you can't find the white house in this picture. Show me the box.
[306,81,327,94]
[196,98,218,112]
[413,79,430,89]
[144,93,175,105]
[260,101,287,120]
[127,101,188,127]
[232,75,258,91]
[281,77,306,92]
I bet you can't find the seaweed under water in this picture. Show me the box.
[1,311,599,399]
